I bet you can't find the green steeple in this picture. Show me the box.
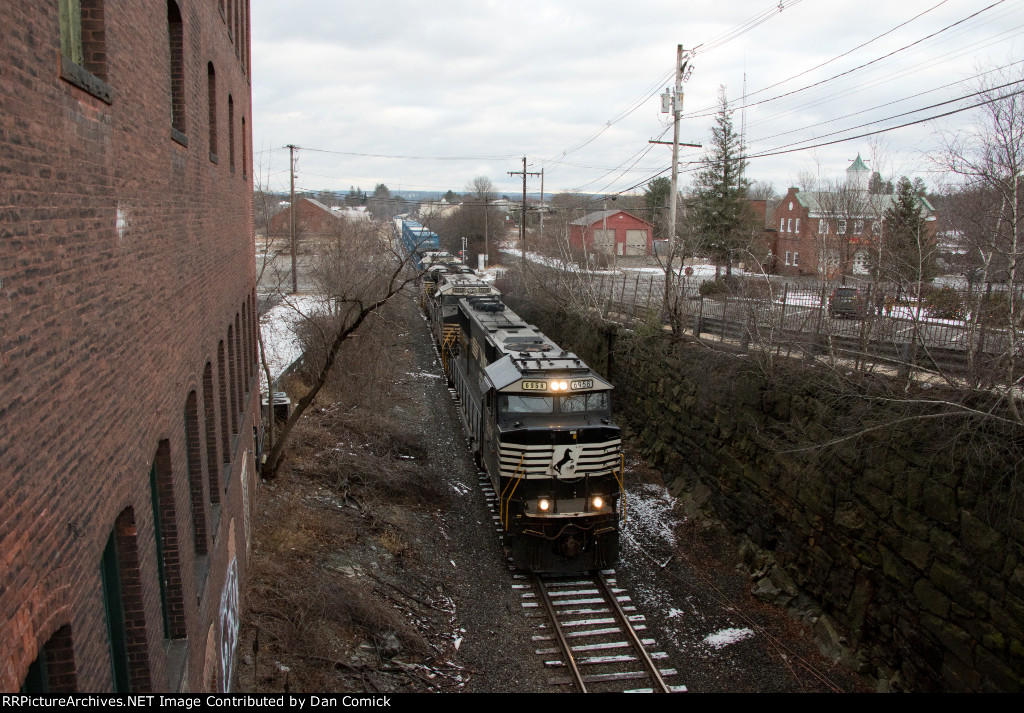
[847,153,869,173]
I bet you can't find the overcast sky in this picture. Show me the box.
[251,0,1024,199]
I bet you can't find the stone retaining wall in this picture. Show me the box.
[518,304,1024,692]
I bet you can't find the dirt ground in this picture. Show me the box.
[236,290,869,693]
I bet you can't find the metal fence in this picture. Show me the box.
[500,264,1024,381]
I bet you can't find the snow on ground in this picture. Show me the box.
[625,481,679,550]
[498,246,719,280]
[702,627,755,650]
[259,294,331,388]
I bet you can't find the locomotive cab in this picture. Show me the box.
[481,357,623,573]
[448,295,624,574]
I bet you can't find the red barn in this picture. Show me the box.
[569,210,654,255]
[268,197,340,237]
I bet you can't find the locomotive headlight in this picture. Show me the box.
[592,496,604,509]
[549,381,561,391]
[538,498,551,512]
[558,380,568,391]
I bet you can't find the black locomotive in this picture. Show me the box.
[423,268,623,573]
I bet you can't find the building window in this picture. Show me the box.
[854,220,864,235]
[838,220,847,235]
[819,219,828,234]
[793,252,800,266]
[202,363,221,507]
[228,96,235,173]
[779,218,785,232]
[241,116,247,179]
[227,326,238,436]
[185,392,208,557]
[20,626,77,693]
[795,218,800,234]
[207,63,218,163]
[58,0,112,103]
[217,342,230,465]
[168,1,186,144]
[872,220,880,235]
[101,509,152,692]
[149,442,186,641]
[785,251,791,266]
[787,218,792,233]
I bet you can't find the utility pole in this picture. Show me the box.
[657,46,693,321]
[509,156,540,261]
[288,143,297,294]
[539,168,545,245]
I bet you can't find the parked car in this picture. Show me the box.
[828,287,874,319]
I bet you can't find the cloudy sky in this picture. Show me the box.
[251,0,1024,199]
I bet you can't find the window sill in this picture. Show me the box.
[171,128,189,147]
[60,55,113,105]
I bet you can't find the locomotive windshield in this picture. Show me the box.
[498,391,611,421]
[559,391,610,415]
[501,395,554,414]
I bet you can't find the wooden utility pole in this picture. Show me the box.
[288,143,297,294]
[539,168,545,244]
[661,46,693,318]
[509,156,540,261]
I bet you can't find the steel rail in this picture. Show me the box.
[532,575,587,693]
[595,571,671,693]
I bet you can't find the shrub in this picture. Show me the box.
[698,275,771,300]
[922,286,966,321]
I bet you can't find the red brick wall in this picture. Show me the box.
[0,0,257,693]
[772,188,816,276]
[268,198,340,237]
[568,211,654,254]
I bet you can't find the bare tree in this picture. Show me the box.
[261,216,419,479]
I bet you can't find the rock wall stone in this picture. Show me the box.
[519,305,1024,692]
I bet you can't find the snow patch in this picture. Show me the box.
[703,627,754,649]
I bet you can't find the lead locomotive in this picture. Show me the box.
[434,289,623,573]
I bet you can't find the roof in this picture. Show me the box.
[568,209,652,228]
[847,153,870,173]
[794,191,935,220]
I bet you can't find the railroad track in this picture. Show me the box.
[517,570,685,693]
[449,377,684,693]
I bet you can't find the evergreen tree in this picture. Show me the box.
[882,176,935,283]
[691,87,756,275]
[643,177,672,239]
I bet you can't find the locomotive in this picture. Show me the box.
[398,218,624,572]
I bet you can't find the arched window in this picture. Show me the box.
[203,363,221,505]
[228,95,235,172]
[185,392,208,556]
[149,441,186,641]
[217,342,230,463]
[207,63,218,162]
[168,1,185,141]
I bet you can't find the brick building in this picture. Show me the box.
[568,210,654,255]
[268,197,341,237]
[1,0,257,693]
[771,156,937,277]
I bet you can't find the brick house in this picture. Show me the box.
[771,156,937,277]
[269,197,341,236]
[568,210,654,255]
[1,0,257,693]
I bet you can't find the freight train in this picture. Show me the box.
[398,218,624,572]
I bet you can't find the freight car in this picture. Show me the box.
[395,218,441,269]
[441,294,623,573]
